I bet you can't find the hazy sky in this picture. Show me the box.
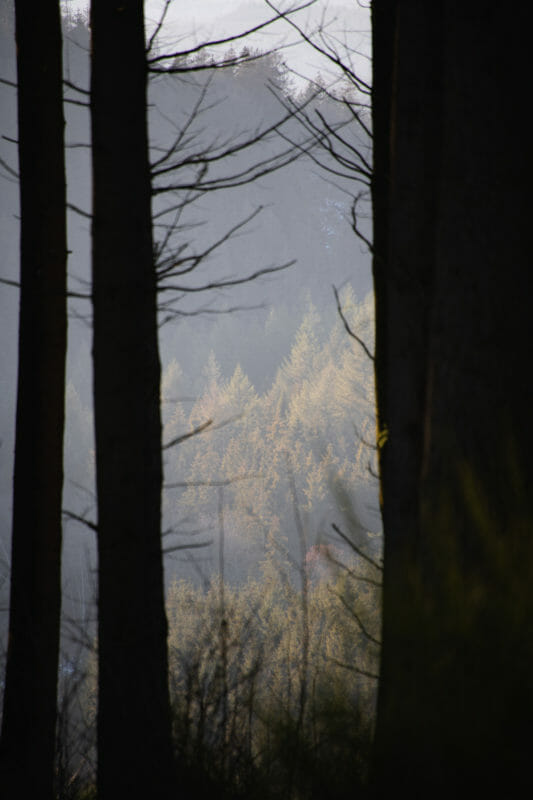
[61,0,371,86]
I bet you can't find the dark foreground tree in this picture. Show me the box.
[0,1,67,797]
[371,2,533,796]
[90,1,175,796]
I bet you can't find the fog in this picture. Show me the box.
[0,5,378,665]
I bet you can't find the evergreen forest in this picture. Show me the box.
[1,2,532,799]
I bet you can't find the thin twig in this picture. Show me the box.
[331,522,382,571]
[333,285,374,361]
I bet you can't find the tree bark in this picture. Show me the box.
[0,2,67,797]
[371,2,533,795]
[90,2,175,796]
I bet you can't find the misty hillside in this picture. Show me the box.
[1,10,376,627]
[0,11,379,794]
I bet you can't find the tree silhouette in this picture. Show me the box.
[371,3,533,795]
[0,1,67,797]
[90,1,175,796]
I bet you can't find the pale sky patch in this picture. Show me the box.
[61,0,371,88]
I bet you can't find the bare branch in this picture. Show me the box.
[163,540,212,555]
[164,473,261,490]
[0,155,18,179]
[150,79,213,172]
[157,260,295,294]
[67,202,92,220]
[147,1,318,66]
[350,195,374,252]
[327,656,379,680]
[0,276,91,301]
[156,206,264,280]
[265,0,371,95]
[63,97,89,108]
[62,509,98,533]
[313,107,372,174]
[331,522,382,572]
[150,100,309,184]
[163,413,243,453]
[267,88,371,186]
[325,553,381,587]
[145,0,173,56]
[162,418,213,450]
[368,463,380,481]
[0,276,20,289]
[333,285,374,361]
[63,78,89,96]
[328,584,381,646]
[158,302,266,328]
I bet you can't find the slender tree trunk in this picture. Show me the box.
[90,2,175,796]
[371,2,533,795]
[0,2,67,797]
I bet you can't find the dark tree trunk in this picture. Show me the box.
[90,2,175,796]
[371,2,533,796]
[0,2,67,797]
[371,1,444,789]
